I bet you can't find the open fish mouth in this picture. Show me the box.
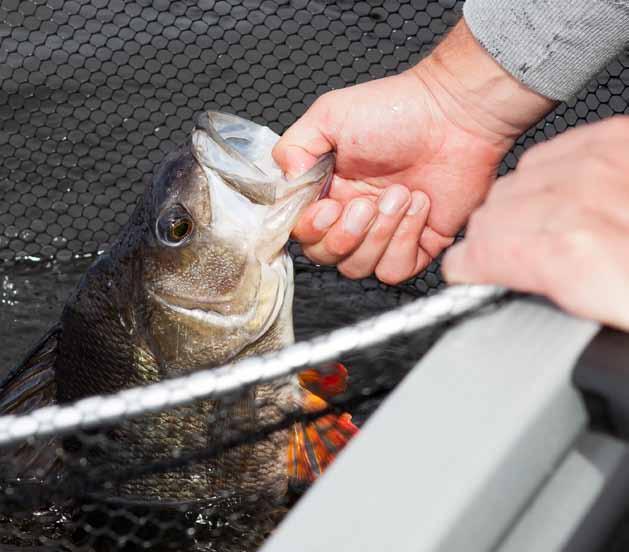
[191,111,335,264]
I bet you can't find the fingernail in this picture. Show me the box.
[313,202,341,231]
[378,185,409,216]
[343,199,376,236]
[407,192,426,216]
[282,146,317,179]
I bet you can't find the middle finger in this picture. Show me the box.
[337,184,412,279]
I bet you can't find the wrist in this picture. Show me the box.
[412,20,556,146]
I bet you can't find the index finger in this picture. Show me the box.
[292,199,343,245]
[272,104,335,178]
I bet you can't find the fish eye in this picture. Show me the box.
[156,205,194,247]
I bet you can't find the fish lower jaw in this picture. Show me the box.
[150,292,258,329]
[147,254,289,341]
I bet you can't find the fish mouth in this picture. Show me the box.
[191,110,335,263]
[256,152,335,264]
[149,254,289,341]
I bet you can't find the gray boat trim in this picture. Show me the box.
[262,298,600,552]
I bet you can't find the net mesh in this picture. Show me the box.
[1,0,629,265]
[1,0,629,550]
[0,283,505,551]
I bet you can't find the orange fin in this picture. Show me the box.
[298,362,348,400]
[288,364,358,489]
[288,408,358,488]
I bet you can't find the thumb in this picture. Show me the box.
[441,241,472,284]
[272,106,335,178]
[273,144,321,179]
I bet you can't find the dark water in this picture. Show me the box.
[0,259,90,376]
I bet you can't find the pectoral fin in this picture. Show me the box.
[298,362,349,400]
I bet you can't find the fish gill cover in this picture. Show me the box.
[1,0,629,551]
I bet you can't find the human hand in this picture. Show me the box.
[443,116,629,331]
[273,21,554,284]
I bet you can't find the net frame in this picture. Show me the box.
[0,284,505,445]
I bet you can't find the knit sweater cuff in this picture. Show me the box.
[463,0,629,101]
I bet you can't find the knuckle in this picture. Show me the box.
[310,93,331,112]
[370,222,395,242]
[310,91,339,121]
[290,224,309,243]
[534,230,590,298]
[560,226,596,257]
[302,246,334,266]
[504,235,526,260]
[589,146,629,177]
[602,115,629,136]
[544,218,597,266]
[585,153,620,180]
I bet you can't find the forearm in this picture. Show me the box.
[413,21,556,144]
[464,0,629,101]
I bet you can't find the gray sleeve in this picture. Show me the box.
[463,0,629,101]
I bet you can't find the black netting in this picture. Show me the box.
[1,0,628,265]
[0,0,462,265]
[2,0,629,550]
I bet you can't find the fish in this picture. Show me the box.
[0,111,357,509]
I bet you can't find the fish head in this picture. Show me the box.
[141,111,333,373]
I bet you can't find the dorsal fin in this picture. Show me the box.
[0,324,60,415]
[0,325,62,483]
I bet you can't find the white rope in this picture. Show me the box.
[0,285,506,446]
